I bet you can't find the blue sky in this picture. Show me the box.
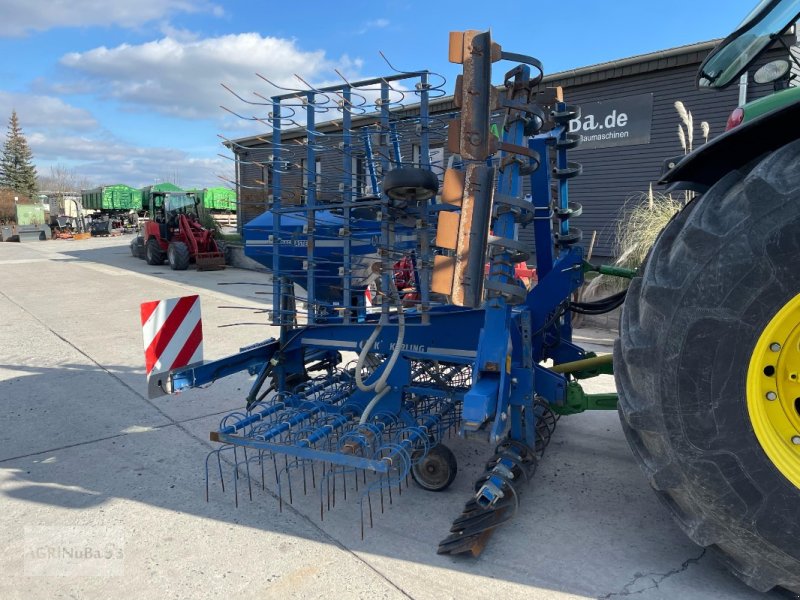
[0,0,759,190]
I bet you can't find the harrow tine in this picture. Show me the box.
[205,449,225,501]
[243,448,253,502]
[233,451,240,509]
[217,449,225,493]
[286,463,294,505]
[325,463,332,513]
[332,465,337,508]
[360,499,365,540]
[278,476,283,513]
[205,371,465,540]
[260,451,266,491]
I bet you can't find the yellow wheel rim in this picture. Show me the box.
[747,293,800,490]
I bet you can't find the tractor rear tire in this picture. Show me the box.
[615,140,800,594]
[167,241,190,271]
[145,237,164,265]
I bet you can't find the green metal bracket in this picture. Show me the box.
[582,261,637,279]
[552,381,618,415]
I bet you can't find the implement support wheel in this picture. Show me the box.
[382,167,439,202]
[615,140,800,594]
[411,444,457,492]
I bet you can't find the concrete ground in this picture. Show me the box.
[0,236,779,600]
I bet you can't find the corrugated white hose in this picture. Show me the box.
[355,319,384,392]
[358,386,391,425]
[357,286,406,424]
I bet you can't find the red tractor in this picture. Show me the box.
[130,191,225,271]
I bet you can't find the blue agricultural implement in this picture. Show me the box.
[150,29,628,555]
[146,5,800,592]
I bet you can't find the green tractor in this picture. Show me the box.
[616,0,800,593]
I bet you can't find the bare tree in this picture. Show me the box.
[38,164,92,213]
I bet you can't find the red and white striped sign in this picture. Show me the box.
[140,295,203,377]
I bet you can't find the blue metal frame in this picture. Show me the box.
[163,53,592,514]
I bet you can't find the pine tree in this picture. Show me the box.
[0,111,37,198]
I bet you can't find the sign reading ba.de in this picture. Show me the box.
[569,93,653,150]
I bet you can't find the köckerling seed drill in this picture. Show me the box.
[142,5,800,593]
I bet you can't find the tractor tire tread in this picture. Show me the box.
[145,237,165,265]
[168,241,190,271]
[615,139,800,594]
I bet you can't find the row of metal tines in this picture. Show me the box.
[205,363,465,536]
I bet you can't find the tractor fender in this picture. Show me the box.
[661,99,800,193]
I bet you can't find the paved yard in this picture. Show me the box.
[0,236,776,599]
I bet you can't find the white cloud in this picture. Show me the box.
[0,91,226,188]
[0,92,97,132]
[57,34,367,121]
[0,0,221,37]
[28,131,229,188]
[357,18,390,35]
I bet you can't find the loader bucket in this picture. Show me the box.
[195,251,225,271]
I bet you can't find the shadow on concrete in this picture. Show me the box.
[0,361,773,600]
[52,240,274,307]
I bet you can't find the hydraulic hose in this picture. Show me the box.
[355,282,406,423]
[355,319,385,392]
[358,386,391,425]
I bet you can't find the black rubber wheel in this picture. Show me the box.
[145,237,165,265]
[615,140,800,594]
[411,443,457,492]
[382,167,439,202]
[38,231,46,241]
[129,238,139,257]
[167,241,190,271]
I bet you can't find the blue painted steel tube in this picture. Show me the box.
[297,413,350,447]
[306,91,317,323]
[529,137,554,279]
[555,107,570,240]
[272,100,282,329]
[256,405,324,442]
[403,386,463,399]
[418,72,431,324]
[389,122,402,168]
[380,82,391,317]
[342,86,353,323]
[213,433,391,472]
[219,402,286,435]
[170,339,279,393]
[364,129,378,195]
